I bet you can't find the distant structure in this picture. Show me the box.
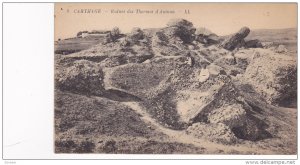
[80,30,111,38]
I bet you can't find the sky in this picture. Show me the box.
[55,3,297,40]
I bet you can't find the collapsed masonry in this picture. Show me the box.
[55,19,296,144]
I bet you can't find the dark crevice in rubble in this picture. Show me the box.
[231,114,272,141]
[278,94,297,108]
[247,101,264,115]
[102,89,142,102]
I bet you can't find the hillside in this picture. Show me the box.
[246,28,297,53]
[54,37,105,55]
[246,28,297,41]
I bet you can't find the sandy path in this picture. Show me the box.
[123,101,276,154]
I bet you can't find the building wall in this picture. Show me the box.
[81,33,108,38]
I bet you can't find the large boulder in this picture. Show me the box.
[195,27,220,45]
[206,63,226,77]
[165,19,196,43]
[242,50,297,105]
[166,18,194,29]
[175,80,246,124]
[151,31,189,56]
[221,27,250,50]
[151,19,196,56]
[127,27,145,43]
[198,68,210,82]
[183,93,270,142]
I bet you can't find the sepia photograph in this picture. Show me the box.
[54,3,297,154]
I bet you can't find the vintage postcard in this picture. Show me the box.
[54,3,297,154]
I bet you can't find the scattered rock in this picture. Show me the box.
[208,104,247,128]
[228,68,243,77]
[189,51,211,68]
[198,68,210,82]
[207,63,225,77]
[207,45,219,52]
[103,140,117,153]
[200,46,231,62]
[275,45,288,53]
[214,54,236,65]
[119,38,130,47]
[261,42,275,48]
[245,39,263,48]
[234,51,251,70]
[188,45,195,50]
[100,54,127,67]
[215,48,230,56]
[152,31,187,56]
[234,49,262,70]
[143,59,151,63]
[186,122,237,144]
[213,54,244,77]
[185,56,193,66]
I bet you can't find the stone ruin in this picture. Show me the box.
[55,18,297,144]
